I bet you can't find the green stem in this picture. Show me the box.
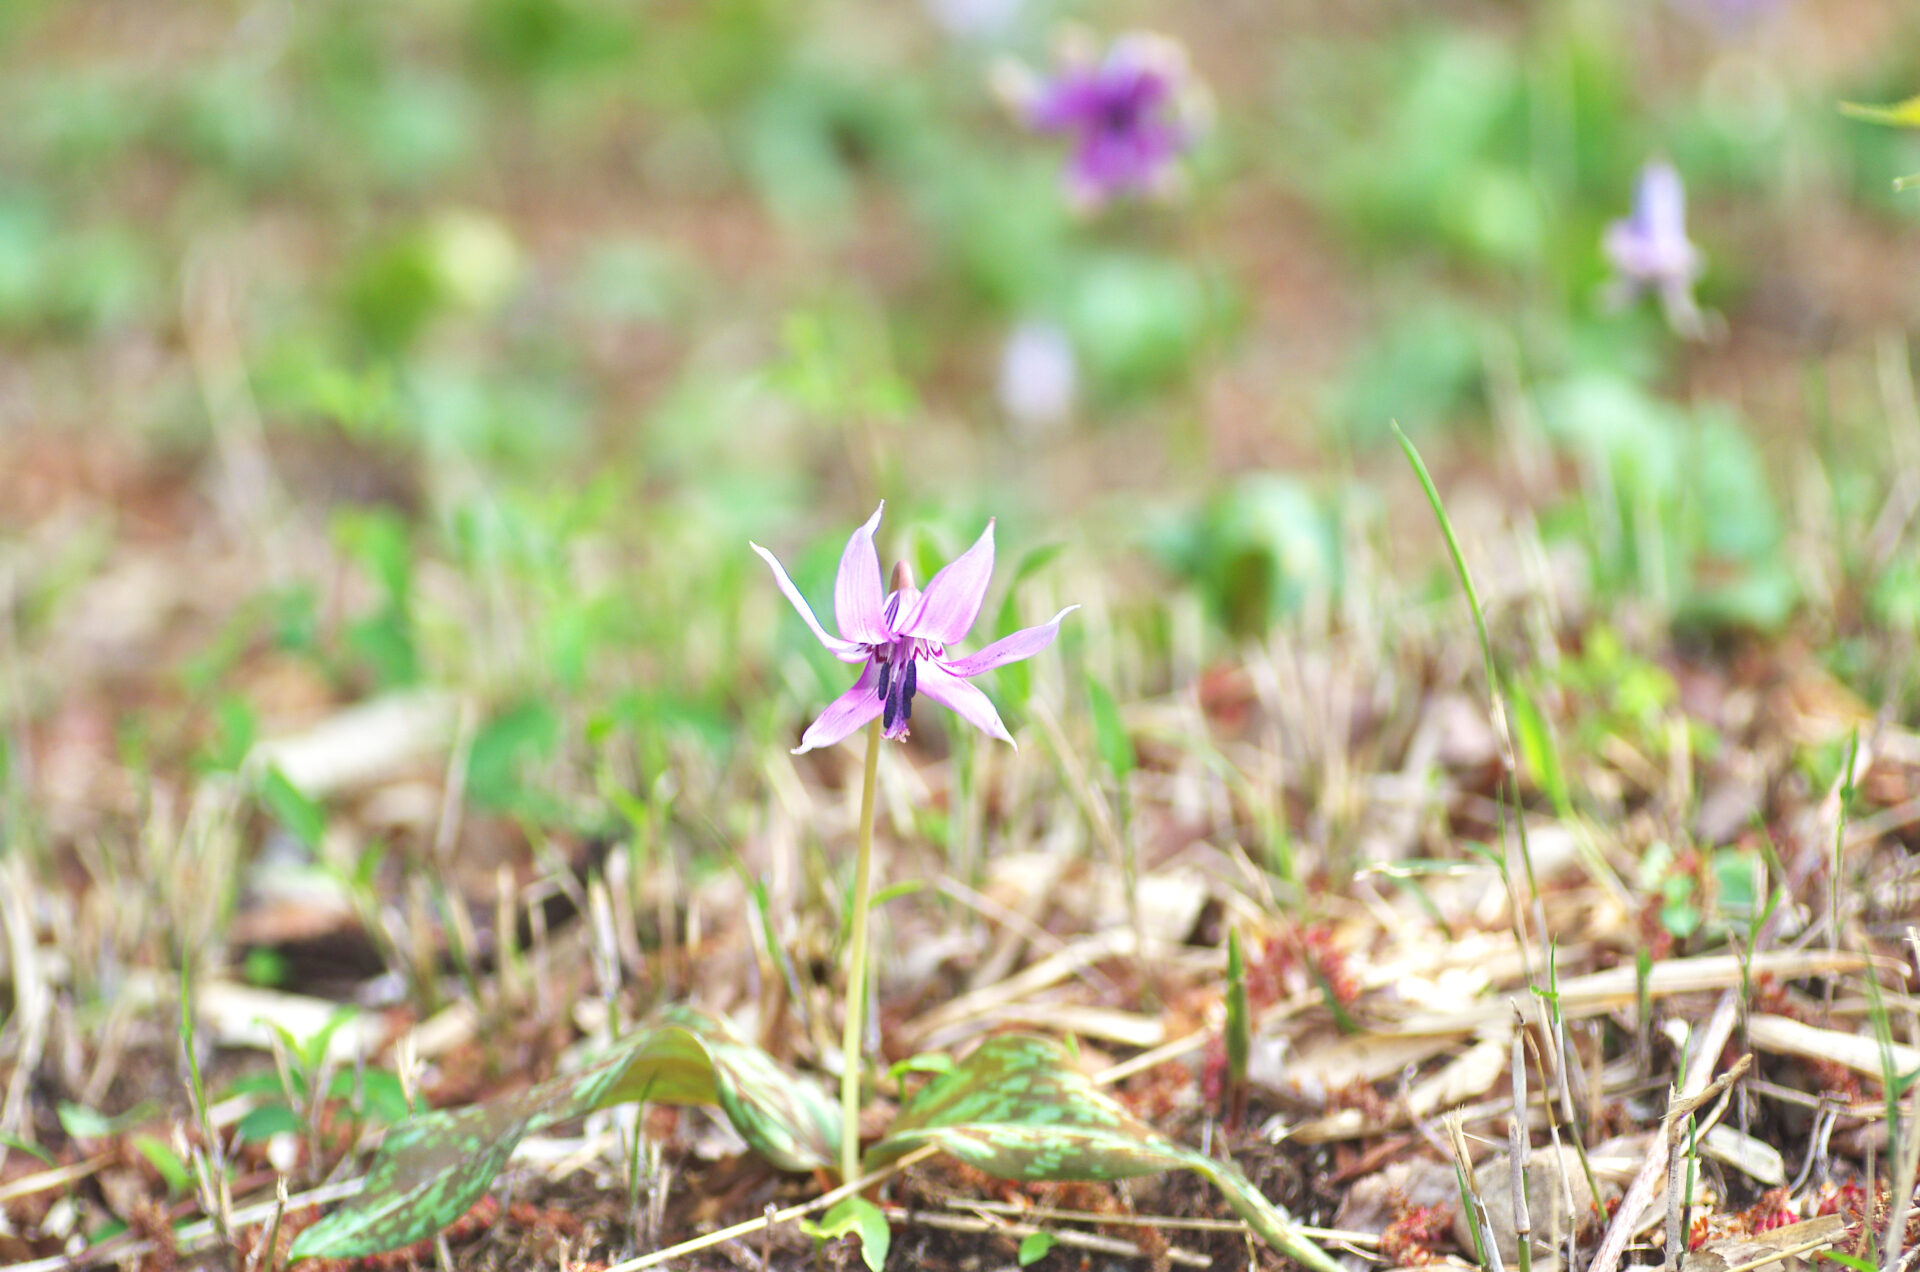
[841,718,882,1185]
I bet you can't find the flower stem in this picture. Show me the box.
[840,717,882,1186]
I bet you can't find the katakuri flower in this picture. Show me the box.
[753,504,1075,753]
[1005,32,1208,209]
[1603,160,1706,336]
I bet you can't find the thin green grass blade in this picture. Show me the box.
[1839,96,1920,128]
[291,1007,839,1261]
[866,1035,1340,1272]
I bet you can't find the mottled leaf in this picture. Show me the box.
[867,1035,1340,1272]
[291,1007,839,1261]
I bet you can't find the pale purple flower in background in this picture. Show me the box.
[1603,160,1706,337]
[1004,32,1207,209]
[998,320,1077,435]
[753,504,1075,753]
[923,0,1021,39]
[1665,0,1788,33]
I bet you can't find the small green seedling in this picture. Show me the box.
[1223,927,1250,1132]
[799,1196,891,1272]
[1018,1230,1058,1265]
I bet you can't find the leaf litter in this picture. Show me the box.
[10,486,1920,1272]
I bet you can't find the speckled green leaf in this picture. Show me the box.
[290,1007,838,1261]
[866,1035,1340,1272]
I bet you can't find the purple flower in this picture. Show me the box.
[1665,0,1788,33]
[923,0,1022,39]
[753,504,1075,753]
[1013,33,1206,209]
[998,319,1077,434]
[1603,161,1706,336]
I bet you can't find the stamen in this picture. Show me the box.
[901,659,916,724]
[883,689,898,732]
[877,660,891,701]
[904,658,917,703]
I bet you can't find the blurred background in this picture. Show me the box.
[6,0,1920,1007]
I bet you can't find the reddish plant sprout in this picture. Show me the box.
[1814,1179,1871,1222]
[1636,895,1678,961]
[1804,1056,1864,1104]
[1200,1033,1229,1110]
[1242,923,1361,1009]
[1379,1198,1454,1267]
[1744,1187,1798,1235]
[1323,1078,1392,1124]
[1305,922,1362,1007]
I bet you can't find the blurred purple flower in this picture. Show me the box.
[923,0,1021,39]
[998,320,1077,434]
[1665,0,1788,33]
[753,504,1075,753]
[1603,161,1706,336]
[1010,33,1206,208]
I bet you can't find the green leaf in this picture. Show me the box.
[57,1101,155,1139]
[291,1007,839,1261]
[1820,1253,1877,1272]
[131,1134,193,1195]
[259,765,326,851]
[465,701,559,812]
[235,1103,306,1144]
[0,1133,54,1165]
[327,1068,413,1124]
[1085,675,1133,783]
[799,1197,891,1272]
[1840,95,1920,128]
[1018,1231,1057,1265]
[866,1035,1339,1272]
[1509,688,1567,812]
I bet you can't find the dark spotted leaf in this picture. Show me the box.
[865,1035,1340,1272]
[290,1007,838,1261]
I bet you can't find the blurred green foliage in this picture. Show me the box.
[5,0,1919,874]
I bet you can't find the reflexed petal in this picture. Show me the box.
[902,520,995,644]
[1635,162,1687,238]
[751,542,868,663]
[914,661,1014,746]
[938,606,1078,678]
[794,661,885,754]
[835,503,887,645]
